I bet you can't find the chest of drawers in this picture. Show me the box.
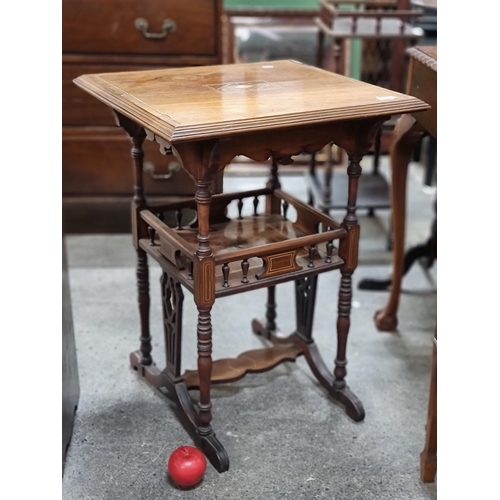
[62,0,223,232]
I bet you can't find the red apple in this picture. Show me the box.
[167,445,206,488]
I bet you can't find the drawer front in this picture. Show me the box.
[63,128,196,196]
[62,0,218,56]
[64,64,168,126]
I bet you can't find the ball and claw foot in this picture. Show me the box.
[374,308,398,332]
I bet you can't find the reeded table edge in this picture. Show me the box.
[73,69,430,144]
[406,46,437,72]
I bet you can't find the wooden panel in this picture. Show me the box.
[62,128,196,195]
[62,0,218,56]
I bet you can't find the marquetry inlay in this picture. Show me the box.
[339,226,360,271]
[194,258,216,307]
[206,81,283,93]
[256,250,302,279]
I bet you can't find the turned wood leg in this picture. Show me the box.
[251,154,368,423]
[196,305,213,436]
[334,269,352,390]
[374,114,426,331]
[372,127,382,176]
[265,158,282,214]
[316,29,325,68]
[420,331,437,482]
[130,281,228,473]
[127,123,152,366]
[193,179,216,435]
[114,113,154,367]
[252,272,364,422]
[321,143,334,214]
[263,160,281,338]
[192,177,229,471]
[308,152,316,207]
[265,286,277,335]
[327,153,364,420]
[136,249,152,366]
[335,153,362,386]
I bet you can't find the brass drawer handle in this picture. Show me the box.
[134,18,177,40]
[144,161,180,180]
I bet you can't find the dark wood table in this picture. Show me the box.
[74,60,428,473]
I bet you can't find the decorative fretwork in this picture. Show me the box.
[161,272,184,378]
[295,275,318,343]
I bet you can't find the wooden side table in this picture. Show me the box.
[74,60,428,472]
[373,45,436,332]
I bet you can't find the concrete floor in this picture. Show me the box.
[63,157,437,499]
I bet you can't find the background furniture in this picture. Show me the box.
[62,235,79,474]
[74,60,428,473]
[373,45,436,332]
[222,0,319,65]
[222,2,320,171]
[308,0,423,221]
[223,8,318,65]
[358,42,438,484]
[62,0,223,233]
[411,0,437,190]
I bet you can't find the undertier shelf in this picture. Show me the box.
[142,235,344,297]
[139,188,347,296]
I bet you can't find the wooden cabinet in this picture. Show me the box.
[62,0,223,233]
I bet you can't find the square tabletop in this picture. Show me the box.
[74,59,429,144]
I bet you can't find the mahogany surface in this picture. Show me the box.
[74,60,429,473]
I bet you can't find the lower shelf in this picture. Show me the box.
[140,188,347,297]
[141,238,344,298]
[182,342,304,389]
